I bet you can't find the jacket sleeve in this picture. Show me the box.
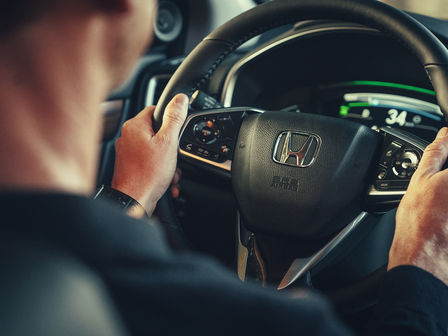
[365,266,448,336]
[103,252,354,336]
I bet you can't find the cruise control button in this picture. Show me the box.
[180,142,196,153]
[380,151,395,167]
[221,145,231,154]
[380,144,401,167]
[193,118,220,145]
[392,149,420,179]
[201,129,212,138]
[377,169,387,180]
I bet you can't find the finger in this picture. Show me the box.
[172,168,182,185]
[158,94,188,140]
[417,127,448,177]
[171,185,180,199]
[125,105,156,136]
[114,137,121,150]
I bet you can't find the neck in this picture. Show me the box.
[0,16,111,196]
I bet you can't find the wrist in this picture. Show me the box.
[110,181,160,216]
[94,185,149,219]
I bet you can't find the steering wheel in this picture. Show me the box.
[153,0,448,310]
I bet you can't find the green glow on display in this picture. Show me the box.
[339,81,436,96]
[348,102,370,108]
[339,105,350,116]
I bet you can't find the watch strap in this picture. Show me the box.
[94,185,148,219]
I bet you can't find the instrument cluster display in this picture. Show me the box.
[322,81,443,142]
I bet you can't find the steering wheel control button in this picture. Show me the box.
[182,142,194,152]
[193,119,221,145]
[220,145,231,154]
[374,131,424,187]
[377,169,387,180]
[380,141,402,168]
[392,149,420,178]
[367,127,428,212]
[178,109,248,171]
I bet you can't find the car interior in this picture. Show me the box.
[95,0,448,332]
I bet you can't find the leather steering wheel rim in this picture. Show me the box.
[154,0,448,130]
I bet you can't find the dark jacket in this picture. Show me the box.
[1,193,447,335]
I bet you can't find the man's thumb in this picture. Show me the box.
[159,94,189,139]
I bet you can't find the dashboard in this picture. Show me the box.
[220,23,447,144]
[320,81,442,142]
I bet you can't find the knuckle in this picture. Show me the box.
[121,121,130,131]
[121,120,133,134]
[425,142,443,154]
[165,109,185,126]
[425,141,448,155]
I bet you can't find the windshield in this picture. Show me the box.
[380,0,448,20]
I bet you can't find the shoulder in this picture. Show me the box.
[0,239,128,336]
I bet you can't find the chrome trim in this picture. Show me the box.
[278,212,368,290]
[377,127,428,152]
[180,150,232,171]
[145,74,172,107]
[236,213,249,282]
[221,25,378,107]
[272,131,321,168]
[368,185,406,197]
[178,107,265,171]
[93,185,105,199]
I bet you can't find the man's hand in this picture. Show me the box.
[111,94,188,215]
[389,127,448,285]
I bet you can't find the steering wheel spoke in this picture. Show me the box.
[178,107,264,174]
[278,212,368,290]
[365,127,428,212]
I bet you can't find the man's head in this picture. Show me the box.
[0,0,158,194]
[0,0,157,89]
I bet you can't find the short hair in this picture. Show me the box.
[0,1,57,36]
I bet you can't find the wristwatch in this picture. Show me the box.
[94,185,148,219]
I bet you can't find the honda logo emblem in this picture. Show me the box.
[273,131,321,167]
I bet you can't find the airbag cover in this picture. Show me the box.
[232,112,379,239]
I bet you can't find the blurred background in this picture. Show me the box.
[381,0,448,19]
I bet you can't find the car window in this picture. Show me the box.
[380,0,448,20]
